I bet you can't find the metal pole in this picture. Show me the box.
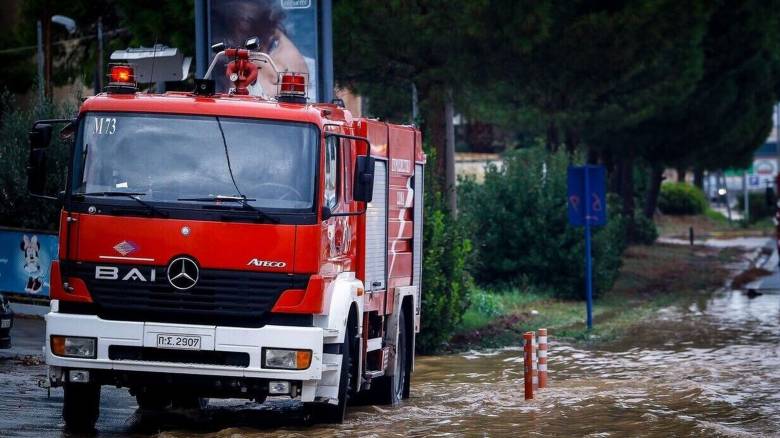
[743,171,749,222]
[194,0,207,79]
[36,20,44,101]
[776,103,780,182]
[96,17,104,92]
[320,0,334,103]
[584,166,593,330]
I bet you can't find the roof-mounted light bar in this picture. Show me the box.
[277,73,307,104]
[105,64,137,94]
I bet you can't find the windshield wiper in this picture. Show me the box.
[177,195,278,223]
[73,191,168,218]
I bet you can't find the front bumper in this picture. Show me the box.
[45,312,325,400]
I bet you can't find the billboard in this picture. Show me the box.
[209,0,319,100]
[0,229,58,298]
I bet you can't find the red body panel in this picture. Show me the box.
[57,92,425,319]
[74,214,297,273]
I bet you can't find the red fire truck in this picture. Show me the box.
[27,45,424,431]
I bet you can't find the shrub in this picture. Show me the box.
[736,192,773,224]
[416,152,473,353]
[0,90,73,230]
[632,214,658,245]
[469,289,504,318]
[657,182,707,215]
[459,146,626,300]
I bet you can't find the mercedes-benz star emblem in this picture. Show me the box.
[167,257,199,290]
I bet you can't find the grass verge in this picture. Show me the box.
[449,243,748,350]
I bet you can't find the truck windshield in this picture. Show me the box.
[72,113,318,211]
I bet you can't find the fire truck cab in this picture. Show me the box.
[27,59,424,430]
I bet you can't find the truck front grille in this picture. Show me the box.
[108,346,250,367]
[64,262,309,328]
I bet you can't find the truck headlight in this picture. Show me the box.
[262,348,312,370]
[51,336,97,358]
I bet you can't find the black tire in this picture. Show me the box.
[135,388,171,411]
[306,318,356,424]
[63,382,100,432]
[368,309,409,405]
[171,395,208,410]
[136,388,207,411]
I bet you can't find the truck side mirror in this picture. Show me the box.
[766,187,776,208]
[353,155,375,203]
[27,124,53,196]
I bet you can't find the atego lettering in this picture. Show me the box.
[247,259,287,268]
[95,266,157,282]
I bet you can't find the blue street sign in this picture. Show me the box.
[567,165,607,330]
[567,165,607,227]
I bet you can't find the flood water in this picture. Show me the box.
[151,287,780,437]
[3,286,779,437]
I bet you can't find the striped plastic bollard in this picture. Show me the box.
[532,333,538,390]
[523,331,534,400]
[538,328,548,389]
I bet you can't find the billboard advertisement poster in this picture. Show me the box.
[209,0,318,100]
[0,229,58,298]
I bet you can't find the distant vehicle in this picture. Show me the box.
[0,293,13,349]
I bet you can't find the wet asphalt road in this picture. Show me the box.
[3,265,780,437]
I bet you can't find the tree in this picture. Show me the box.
[0,0,193,95]
[333,0,551,214]
[621,0,780,218]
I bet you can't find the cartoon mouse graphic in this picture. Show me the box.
[21,235,43,293]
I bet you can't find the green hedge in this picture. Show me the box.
[459,147,626,300]
[736,192,774,224]
[657,182,708,215]
[416,151,474,353]
[0,90,73,230]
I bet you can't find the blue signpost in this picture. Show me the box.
[567,165,607,330]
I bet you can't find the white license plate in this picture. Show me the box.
[0,319,10,329]
[156,334,201,350]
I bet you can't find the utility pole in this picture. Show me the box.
[194,0,207,79]
[319,0,334,103]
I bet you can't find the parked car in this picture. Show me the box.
[0,293,13,349]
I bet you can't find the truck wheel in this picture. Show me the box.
[63,382,100,432]
[135,388,171,410]
[171,396,208,410]
[306,319,356,424]
[368,309,410,405]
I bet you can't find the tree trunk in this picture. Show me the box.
[693,167,704,189]
[644,164,664,219]
[620,150,636,239]
[416,82,446,187]
[546,120,559,152]
[444,88,457,216]
[676,166,686,182]
[416,82,456,216]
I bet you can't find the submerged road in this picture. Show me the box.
[2,278,780,436]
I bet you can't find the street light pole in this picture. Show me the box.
[36,20,44,101]
[96,17,104,92]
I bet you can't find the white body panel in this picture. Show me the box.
[364,160,388,292]
[45,312,326,401]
